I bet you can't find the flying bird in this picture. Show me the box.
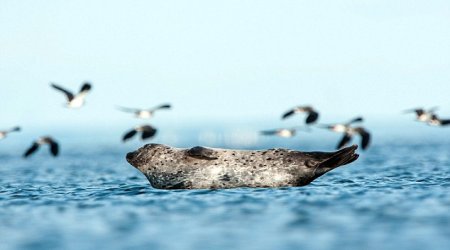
[50,82,92,108]
[116,104,172,119]
[23,137,59,158]
[319,117,370,150]
[404,107,438,123]
[0,126,21,140]
[336,127,371,150]
[123,125,157,142]
[282,106,319,124]
[260,126,310,138]
[319,117,364,133]
[260,128,297,138]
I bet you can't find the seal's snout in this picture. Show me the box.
[126,151,137,166]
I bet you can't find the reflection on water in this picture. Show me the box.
[0,141,449,250]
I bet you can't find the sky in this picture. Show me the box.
[1,0,450,136]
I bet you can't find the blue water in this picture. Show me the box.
[1,137,449,250]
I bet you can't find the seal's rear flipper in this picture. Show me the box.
[319,145,359,171]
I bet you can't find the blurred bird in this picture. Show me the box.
[23,137,59,158]
[428,114,450,127]
[116,104,171,119]
[123,125,157,142]
[260,128,297,138]
[260,126,310,138]
[282,106,319,124]
[318,117,364,133]
[50,82,92,108]
[336,127,371,150]
[404,107,438,123]
[318,117,370,150]
[0,126,21,140]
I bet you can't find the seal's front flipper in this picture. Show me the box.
[187,146,219,160]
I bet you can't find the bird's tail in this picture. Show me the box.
[116,106,136,113]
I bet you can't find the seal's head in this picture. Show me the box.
[126,143,170,170]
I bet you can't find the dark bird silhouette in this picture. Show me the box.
[282,106,319,124]
[123,125,157,142]
[23,137,59,158]
[0,126,21,140]
[318,117,370,150]
[404,107,438,123]
[319,117,364,133]
[336,127,371,150]
[116,104,171,119]
[50,82,92,108]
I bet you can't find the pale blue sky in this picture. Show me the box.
[1,0,449,132]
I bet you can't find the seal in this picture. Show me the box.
[126,144,359,190]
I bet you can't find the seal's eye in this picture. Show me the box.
[126,152,136,161]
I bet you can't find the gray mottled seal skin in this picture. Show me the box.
[126,144,359,190]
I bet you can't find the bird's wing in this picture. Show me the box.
[51,84,74,101]
[438,119,450,126]
[316,124,334,130]
[141,126,157,140]
[403,108,423,116]
[427,106,439,113]
[337,133,352,150]
[78,83,92,95]
[122,129,138,142]
[347,117,364,125]
[260,130,278,135]
[358,129,371,150]
[150,104,172,111]
[281,107,304,119]
[281,109,297,119]
[49,140,59,157]
[116,106,140,113]
[9,126,21,133]
[305,111,319,124]
[23,143,39,158]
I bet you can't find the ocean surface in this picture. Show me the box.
[1,132,449,250]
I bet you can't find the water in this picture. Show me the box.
[1,138,449,250]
